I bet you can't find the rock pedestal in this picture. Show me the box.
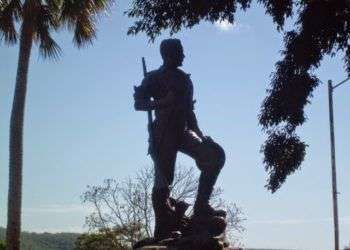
[135,246,242,250]
[133,233,232,250]
[133,200,230,250]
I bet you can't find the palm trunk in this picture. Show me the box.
[6,17,33,250]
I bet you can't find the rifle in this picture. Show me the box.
[141,57,155,156]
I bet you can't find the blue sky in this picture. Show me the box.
[1,2,349,250]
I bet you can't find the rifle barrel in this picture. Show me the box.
[142,57,147,77]
[141,57,154,152]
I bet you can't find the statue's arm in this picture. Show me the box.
[187,110,204,138]
[186,77,204,138]
[134,76,175,111]
[134,91,175,111]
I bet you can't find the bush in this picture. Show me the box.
[74,229,129,250]
[0,240,6,250]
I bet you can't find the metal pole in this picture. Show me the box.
[333,77,350,89]
[328,79,340,250]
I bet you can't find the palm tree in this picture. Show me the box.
[0,1,114,249]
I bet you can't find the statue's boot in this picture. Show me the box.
[193,138,226,220]
[195,203,227,218]
[152,187,179,240]
[190,215,227,237]
[169,197,190,217]
[191,172,227,236]
[168,198,192,235]
[193,172,226,218]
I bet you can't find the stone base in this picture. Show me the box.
[136,247,168,250]
[134,214,231,250]
[134,234,232,250]
[136,247,241,250]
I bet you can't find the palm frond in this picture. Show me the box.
[60,0,114,47]
[0,0,22,44]
[1,0,22,20]
[44,0,64,26]
[38,31,61,58]
[90,0,113,14]
[35,4,61,59]
[44,0,62,13]
[73,10,96,47]
[0,0,6,10]
[60,0,79,26]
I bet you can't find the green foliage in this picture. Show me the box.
[259,1,349,191]
[0,240,5,250]
[83,166,245,245]
[0,227,79,250]
[74,228,134,250]
[0,0,115,57]
[261,130,306,192]
[127,0,350,192]
[126,0,252,41]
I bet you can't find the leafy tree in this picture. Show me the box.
[82,166,245,247]
[0,0,114,249]
[74,228,130,250]
[0,240,6,250]
[126,0,350,192]
[0,227,80,250]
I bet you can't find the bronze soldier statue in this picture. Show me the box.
[134,39,226,242]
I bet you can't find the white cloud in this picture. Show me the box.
[214,19,251,33]
[23,226,87,234]
[23,204,93,214]
[215,19,236,31]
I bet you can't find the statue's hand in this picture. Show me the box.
[133,85,149,100]
[202,135,213,143]
[195,130,208,142]
[134,99,152,111]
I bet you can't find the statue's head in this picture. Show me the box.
[160,38,184,68]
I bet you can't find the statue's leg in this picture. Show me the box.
[152,136,178,240]
[179,130,226,218]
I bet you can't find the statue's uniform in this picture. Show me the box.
[136,65,225,238]
[138,66,225,190]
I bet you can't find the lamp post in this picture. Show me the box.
[328,77,350,250]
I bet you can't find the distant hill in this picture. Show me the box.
[0,228,298,250]
[0,227,79,250]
